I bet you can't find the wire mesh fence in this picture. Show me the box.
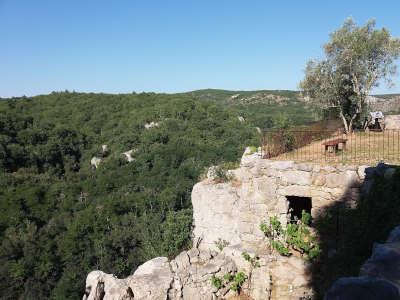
[261,129,400,165]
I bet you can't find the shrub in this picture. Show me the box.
[211,271,247,293]
[213,161,238,183]
[230,272,247,292]
[260,211,320,260]
[242,252,260,268]
[211,275,223,289]
[214,238,229,251]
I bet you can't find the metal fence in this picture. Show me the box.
[261,129,400,165]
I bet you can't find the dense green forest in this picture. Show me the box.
[0,90,315,299]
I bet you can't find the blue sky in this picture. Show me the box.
[1,0,400,97]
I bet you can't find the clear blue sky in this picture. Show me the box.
[1,0,400,97]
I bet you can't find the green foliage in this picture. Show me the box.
[211,271,247,293]
[214,238,229,251]
[300,18,400,133]
[230,272,247,292]
[213,162,238,183]
[211,275,223,289]
[0,91,259,299]
[247,146,258,155]
[271,240,291,256]
[241,252,260,268]
[260,211,320,260]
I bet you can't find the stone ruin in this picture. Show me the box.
[82,149,399,299]
[193,150,367,252]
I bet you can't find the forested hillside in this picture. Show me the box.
[0,90,313,299]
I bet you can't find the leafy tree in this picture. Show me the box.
[300,18,400,133]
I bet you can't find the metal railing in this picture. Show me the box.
[261,129,400,165]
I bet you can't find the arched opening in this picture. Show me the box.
[286,196,312,223]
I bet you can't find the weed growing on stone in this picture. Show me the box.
[214,238,229,251]
[241,252,261,268]
[260,210,321,260]
[211,271,247,293]
[211,275,223,289]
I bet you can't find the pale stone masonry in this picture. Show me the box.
[193,150,368,251]
[82,149,378,300]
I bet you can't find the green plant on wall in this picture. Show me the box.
[214,238,229,251]
[242,252,261,268]
[211,271,247,293]
[260,210,320,259]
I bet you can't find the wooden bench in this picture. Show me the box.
[322,138,347,154]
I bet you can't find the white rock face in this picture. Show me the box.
[385,115,400,130]
[122,149,136,162]
[101,144,109,155]
[144,121,159,129]
[90,157,102,169]
[83,257,172,300]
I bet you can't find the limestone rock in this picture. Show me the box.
[325,276,399,300]
[128,257,173,299]
[385,115,400,130]
[280,170,312,185]
[122,149,136,162]
[144,121,159,129]
[85,155,395,300]
[101,144,109,156]
[83,271,133,300]
[90,157,102,169]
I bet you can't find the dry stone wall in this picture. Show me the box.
[193,150,368,251]
[83,150,374,300]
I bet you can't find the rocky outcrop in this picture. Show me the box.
[325,226,400,300]
[83,151,375,299]
[144,122,159,129]
[367,95,400,113]
[90,157,102,169]
[122,149,136,162]
[83,240,313,300]
[385,115,400,130]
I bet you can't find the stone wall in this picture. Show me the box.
[82,150,375,300]
[326,226,400,299]
[193,151,368,251]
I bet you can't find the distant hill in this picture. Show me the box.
[185,89,302,105]
[367,94,400,114]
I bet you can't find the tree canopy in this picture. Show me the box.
[300,18,400,132]
[0,90,314,299]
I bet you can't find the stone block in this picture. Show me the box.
[278,185,311,197]
[281,170,312,185]
[312,173,326,186]
[295,163,313,172]
[268,160,294,170]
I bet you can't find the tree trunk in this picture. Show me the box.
[339,110,350,134]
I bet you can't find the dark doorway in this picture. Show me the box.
[287,196,312,223]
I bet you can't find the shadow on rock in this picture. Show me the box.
[309,163,400,299]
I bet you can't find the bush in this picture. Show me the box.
[242,252,260,268]
[211,271,247,293]
[214,238,229,251]
[260,211,320,260]
[213,162,238,183]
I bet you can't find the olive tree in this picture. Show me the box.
[300,18,400,133]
